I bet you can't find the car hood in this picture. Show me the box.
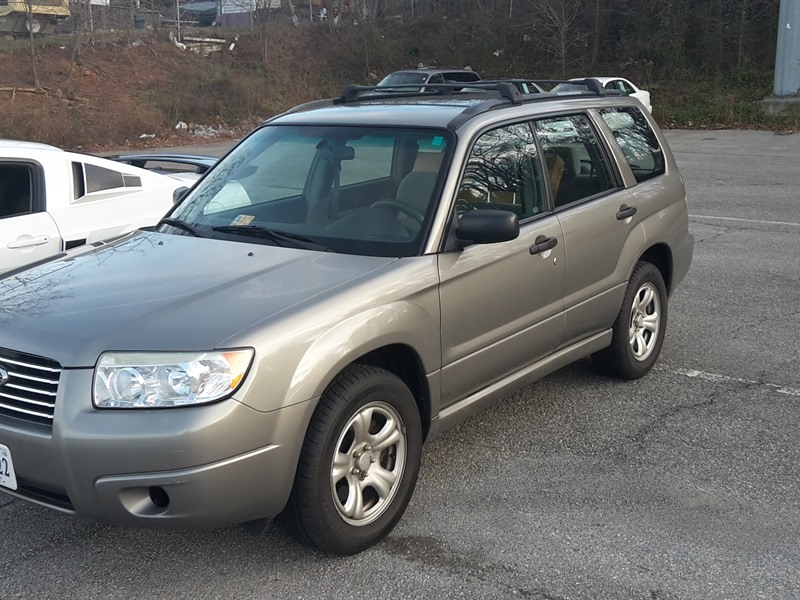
[0,231,398,367]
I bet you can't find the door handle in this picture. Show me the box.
[8,236,50,249]
[529,235,558,255]
[616,204,637,220]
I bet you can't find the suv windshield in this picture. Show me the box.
[169,125,451,257]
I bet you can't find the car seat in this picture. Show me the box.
[325,170,436,240]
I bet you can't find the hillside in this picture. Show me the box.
[0,16,796,151]
[0,32,289,151]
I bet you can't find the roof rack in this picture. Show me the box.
[272,78,627,124]
[442,78,627,129]
[336,78,623,102]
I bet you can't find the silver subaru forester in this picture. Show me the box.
[0,81,693,554]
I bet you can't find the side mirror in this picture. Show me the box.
[173,186,190,205]
[456,209,519,245]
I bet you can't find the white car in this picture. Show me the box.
[0,140,189,274]
[553,77,652,113]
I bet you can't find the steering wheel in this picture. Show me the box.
[370,199,425,224]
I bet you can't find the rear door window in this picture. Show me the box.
[533,114,617,208]
[0,163,34,218]
[618,80,636,94]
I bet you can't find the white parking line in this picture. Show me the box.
[667,367,800,397]
[690,214,800,227]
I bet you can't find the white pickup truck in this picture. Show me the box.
[0,140,191,274]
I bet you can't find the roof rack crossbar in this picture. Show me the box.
[335,84,473,103]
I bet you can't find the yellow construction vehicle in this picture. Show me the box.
[0,0,70,37]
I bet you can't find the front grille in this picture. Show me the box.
[0,348,61,428]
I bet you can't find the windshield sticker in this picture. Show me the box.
[432,136,444,147]
[231,214,255,226]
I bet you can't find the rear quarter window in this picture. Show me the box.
[601,107,665,183]
[72,162,143,200]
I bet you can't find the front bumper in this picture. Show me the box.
[0,368,315,529]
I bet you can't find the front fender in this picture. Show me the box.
[285,300,441,407]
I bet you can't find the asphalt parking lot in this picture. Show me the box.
[2,130,799,599]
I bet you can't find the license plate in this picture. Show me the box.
[0,444,18,491]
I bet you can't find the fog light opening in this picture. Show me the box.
[149,486,170,508]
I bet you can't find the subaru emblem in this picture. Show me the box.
[0,366,8,387]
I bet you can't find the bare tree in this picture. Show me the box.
[23,0,41,89]
[655,0,688,74]
[735,0,774,70]
[530,0,590,77]
[66,0,89,95]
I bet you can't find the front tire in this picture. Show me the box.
[283,365,422,554]
[593,261,668,379]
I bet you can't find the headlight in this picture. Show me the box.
[93,349,254,408]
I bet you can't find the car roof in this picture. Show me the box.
[396,67,476,74]
[0,139,63,152]
[571,76,629,84]
[271,98,484,129]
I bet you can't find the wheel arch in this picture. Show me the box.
[349,344,432,441]
[638,243,673,295]
[282,302,439,442]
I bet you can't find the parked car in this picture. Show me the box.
[0,82,692,555]
[553,77,652,113]
[377,66,481,91]
[462,79,545,94]
[0,140,189,274]
[107,152,218,182]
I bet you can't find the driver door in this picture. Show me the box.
[438,121,566,408]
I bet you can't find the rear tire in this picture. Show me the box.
[25,18,42,34]
[282,365,422,554]
[593,261,668,379]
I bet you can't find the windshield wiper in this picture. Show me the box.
[158,217,207,238]
[211,225,328,251]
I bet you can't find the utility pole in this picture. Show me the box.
[773,0,800,97]
[763,0,799,112]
